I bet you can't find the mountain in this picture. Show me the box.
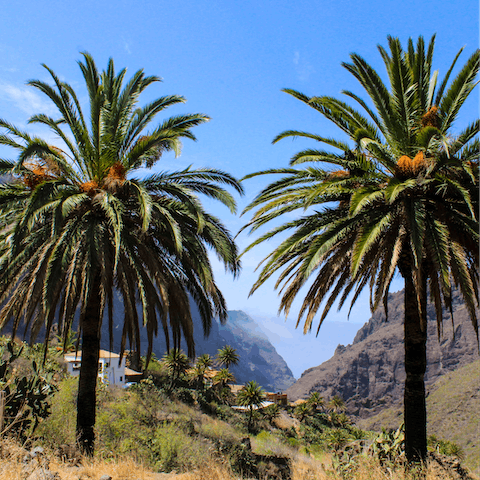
[101,307,295,391]
[1,299,295,392]
[286,288,479,419]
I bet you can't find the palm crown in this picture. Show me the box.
[0,53,243,360]
[243,35,478,335]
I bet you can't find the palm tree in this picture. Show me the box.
[0,54,243,454]
[328,395,346,414]
[216,345,239,369]
[189,354,213,389]
[236,380,265,432]
[212,367,235,404]
[162,349,190,390]
[212,367,235,389]
[196,353,213,370]
[242,36,478,463]
[293,401,313,423]
[307,391,325,412]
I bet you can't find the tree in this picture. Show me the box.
[293,401,313,423]
[212,367,235,389]
[212,367,235,404]
[0,54,243,454]
[189,354,213,389]
[196,353,213,370]
[307,391,325,412]
[328,395,346,414]
[162,349,190,390]
[216,345,239,369]
[242,36,478,463]
[236,380,265,432]
[262,403,280,425]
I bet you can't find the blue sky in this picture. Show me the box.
[1,1,478,375]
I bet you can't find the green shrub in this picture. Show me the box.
[36,377,77,446]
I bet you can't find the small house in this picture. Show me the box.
[64,350,141,386]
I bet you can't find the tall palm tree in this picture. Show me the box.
[0,54,243,454]
[216,344,239,369]
[236,380,265,432]
[242,36,478,463]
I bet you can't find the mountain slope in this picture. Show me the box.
[286,289,479,417]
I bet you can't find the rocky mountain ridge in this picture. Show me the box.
[286,288,479,419]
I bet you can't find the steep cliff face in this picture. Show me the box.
[286,289,479,418]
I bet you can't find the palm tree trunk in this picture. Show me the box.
[402,266,428,464]
[76,274,102,456]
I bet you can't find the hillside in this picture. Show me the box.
[286,288,478,414]
[98,307,296,392]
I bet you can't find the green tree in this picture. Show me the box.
[212,367,235,389]
[216,345,240,369]
[189,353,213,389]
[0,54,242,454]
[242,36,479,463]
[262,403,280,425]
[328,395,346,414]
[236,380,265,432]
[162,349,190,390]
[196,353,213,370]
[293,401,313,423]
[307,391,325,412]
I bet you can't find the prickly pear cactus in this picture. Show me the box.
[0,340,56,441]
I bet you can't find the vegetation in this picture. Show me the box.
[0,338,473,479]
[0,340,58,441]
[236,380,266,432]
[242,35,479,464]
[0,54,242,454]
[216,345,240,369]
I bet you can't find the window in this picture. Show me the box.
[120,376,123,381]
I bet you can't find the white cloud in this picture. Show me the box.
[0,82,57,117]
[293,51,314,82]
[122,37,132,55]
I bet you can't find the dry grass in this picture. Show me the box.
[0,436,477,480]
[0,438,161,480]
[176,461,237,480]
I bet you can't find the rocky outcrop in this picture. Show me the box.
[286,289,479,418]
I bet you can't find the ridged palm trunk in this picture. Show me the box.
[400,258,428,464]
[76,274,102,455]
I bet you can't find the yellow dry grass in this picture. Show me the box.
[0,437,476,480]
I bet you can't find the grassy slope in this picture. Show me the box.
[358,360,480,476]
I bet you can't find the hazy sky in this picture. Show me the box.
[1,1,478,374]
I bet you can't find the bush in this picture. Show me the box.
[36,377,77,446]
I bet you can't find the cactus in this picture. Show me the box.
[369,423,405,466]
[0,340,56,441]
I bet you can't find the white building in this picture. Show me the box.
[64,349,141,386]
